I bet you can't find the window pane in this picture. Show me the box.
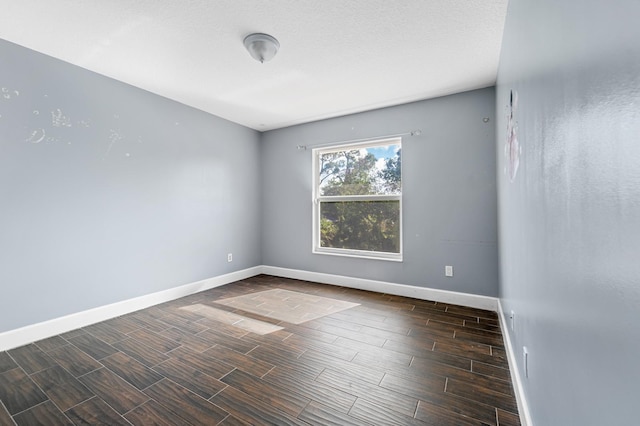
[320,200,400,253]
[318,144,401,196]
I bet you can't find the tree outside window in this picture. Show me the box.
[313,138,402,261]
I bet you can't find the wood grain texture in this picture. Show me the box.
[33,336,68,353]
[112,337,170,367]
[100,352,164,390]
[67,333,118,361]
[143,379,228,425]
[203,345,274,378]
[472,360,512,381]
[0,368,48,415]
[380,373,499,424]
[0,275,520,425]
[158,327,214,353]
[220,368,310,417]
[83,321,129,345]
[414,399,490,426]
[0,352,17,375]
[0,401,13,426]
[12,400,72,426]
[497,408,523,426]
[210,385,305,426]
[194,329,258,354]
[316,368,420,418]
[102,314,145,335]
[218,414,253,426]
[7,345,57,374]
[125,399,200,426]
[46,345,102,378]
[64,396,131,425]
[78,368,149,414]
[349,398,431,426]
[263,366,356,414]
[126,329,181,354]
[168,347,235,379]
[151,358,227,399]
[31,366,94,411]
[446,377,518,413]
[298,401,370,426]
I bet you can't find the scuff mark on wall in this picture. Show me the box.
[505,89,521,182]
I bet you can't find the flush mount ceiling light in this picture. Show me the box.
[243,33,280,63]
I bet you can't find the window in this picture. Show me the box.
[312,137,402,261]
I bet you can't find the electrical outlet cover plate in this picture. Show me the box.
[445,265,453,277]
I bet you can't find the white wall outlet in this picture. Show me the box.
[445,265,453,277]
[227,253,233,262]
[523,346,529,378]
[510,310,515,332]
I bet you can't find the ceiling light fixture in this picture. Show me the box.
[243,33,280,63]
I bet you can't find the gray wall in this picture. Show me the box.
[261,88,499,296]
[496,1,640,424]
[0,40,262,333]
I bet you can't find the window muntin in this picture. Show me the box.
[313,138,402,261]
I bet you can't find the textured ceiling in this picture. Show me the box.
[0,0,508,131]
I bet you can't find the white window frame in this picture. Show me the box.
[312,137,403,262]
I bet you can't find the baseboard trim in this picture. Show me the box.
[261,266,498,311]
[0,265,498,351]
[497,299,534,426]
[0,266,261,351]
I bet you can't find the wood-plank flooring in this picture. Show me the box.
[0,275,520,425]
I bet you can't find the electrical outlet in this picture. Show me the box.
[523,346,529,378]
[510,310,515,332]
[445,265,453,277]
[227,253,233,262]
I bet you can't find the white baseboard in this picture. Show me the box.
[1,266,526,421]
[261,266,498,311]
[497,299,533,426]
[0,265,498,351]
[0,266,261,351]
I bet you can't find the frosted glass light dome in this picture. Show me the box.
[243,33,280,63]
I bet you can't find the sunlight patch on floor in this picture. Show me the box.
[214,288,360,325]
[180,304,283,335]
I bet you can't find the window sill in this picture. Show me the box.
[313,248,403,262]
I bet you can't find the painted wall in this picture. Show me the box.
[261,88,499,297]
[0,40,262,333]
[496,0,640,424]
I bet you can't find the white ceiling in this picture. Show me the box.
[0,0,508,131]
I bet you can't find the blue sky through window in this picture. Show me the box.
[367,144,400,160]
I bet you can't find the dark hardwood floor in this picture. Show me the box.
[0,275,520,425]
